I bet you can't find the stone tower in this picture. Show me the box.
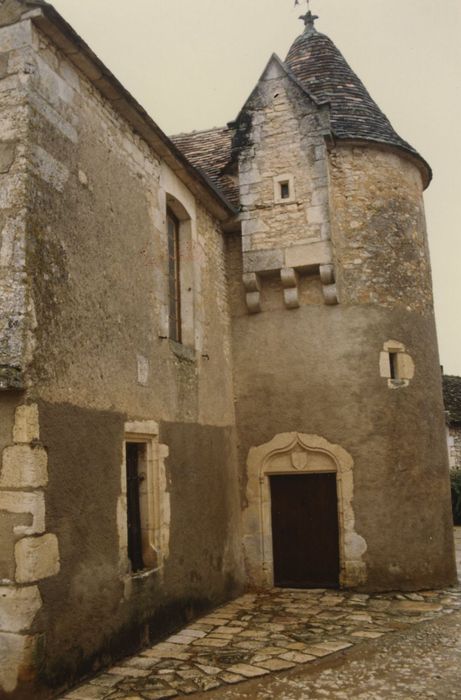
[177,11,457,592]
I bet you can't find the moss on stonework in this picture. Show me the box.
[0,365,24,390]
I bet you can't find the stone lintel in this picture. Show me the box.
[243,249,284,274]
[284,240,332,270]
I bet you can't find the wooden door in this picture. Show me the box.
[270,473,340,588]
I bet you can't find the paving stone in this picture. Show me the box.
[166,634,193,645]
[177,668,205,680]
[107,667,150,678]
[157,668,178,676]
[317,611,347,620]
[199,617,230,626]
[259,645,290,655]
[405,593,425,601]
[279,651,316,664]
[237,629,269,638]
[180,628,208,638]
[285,641,311,650]
[140,691,178,700]
[227,663,269,678]
[142,649,191,661]
[89,674,124,687]
[351,630,385,639]
[259,657,296,671]
[193,637,229,648]
[196,664,221,675]
[167,679,198,694]
[123,656,161,669]
[193,676,222,691]
[219,671,245,684]
[214,626,244,635]
[303,645,336,658]
[391,601,443,614]
[65,685,110,699]
[57,542,461,700]
[313,640,352,652]
[234,640,266,650]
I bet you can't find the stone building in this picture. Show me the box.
[443,375,461,470]
[0,1,456,697]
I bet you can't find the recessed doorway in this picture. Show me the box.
[270,473,340,588]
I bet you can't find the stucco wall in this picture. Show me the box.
[0,15,243,699]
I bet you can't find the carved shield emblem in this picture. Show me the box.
[291,450,308,470]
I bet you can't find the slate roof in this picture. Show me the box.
[171,23,431,203]
[285,30,423,156]
[171,127,239,206]
[443,376,461,425]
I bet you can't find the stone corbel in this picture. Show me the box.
[281,268,300,310]
[243,272,262,314]
[320,264,339,306]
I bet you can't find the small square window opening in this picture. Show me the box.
[280,181,290,200]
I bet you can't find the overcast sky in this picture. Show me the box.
[50,0,461,375]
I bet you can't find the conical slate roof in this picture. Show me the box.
[171,18,431,198]
[285,23,429,175]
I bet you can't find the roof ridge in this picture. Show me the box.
[171,125,231,140]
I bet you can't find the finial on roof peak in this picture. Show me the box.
[295,0,318,34]
[299,10,318,34]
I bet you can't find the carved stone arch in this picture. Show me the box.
[242,432,367,588]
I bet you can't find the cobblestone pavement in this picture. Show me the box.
[63,530,461,700]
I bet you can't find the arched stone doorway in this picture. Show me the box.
[242,432,367,588]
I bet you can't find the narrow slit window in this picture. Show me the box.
[167,209,181,343]
[126,442,145,573]
[280,181,290,200]
[389,352,399,380]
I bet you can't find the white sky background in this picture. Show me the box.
[50,0,461,375]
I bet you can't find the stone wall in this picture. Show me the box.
[328,145,434,313]
[448,425,461,471]
[234,57,337,314]
[0,12,243,699]
[0,19,34,390]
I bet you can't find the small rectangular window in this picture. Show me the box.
[280,181,290,199]
[126,442,145,573]
[389,352,399,380]
[167,209,181,343]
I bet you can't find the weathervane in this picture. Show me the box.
[294,0,319,33]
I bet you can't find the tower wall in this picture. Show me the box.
[230,64,456,592]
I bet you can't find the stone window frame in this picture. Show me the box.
[273,173,296,204]
[242,432,367,590]
[119,421,170,580]
[379,340,415,389]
